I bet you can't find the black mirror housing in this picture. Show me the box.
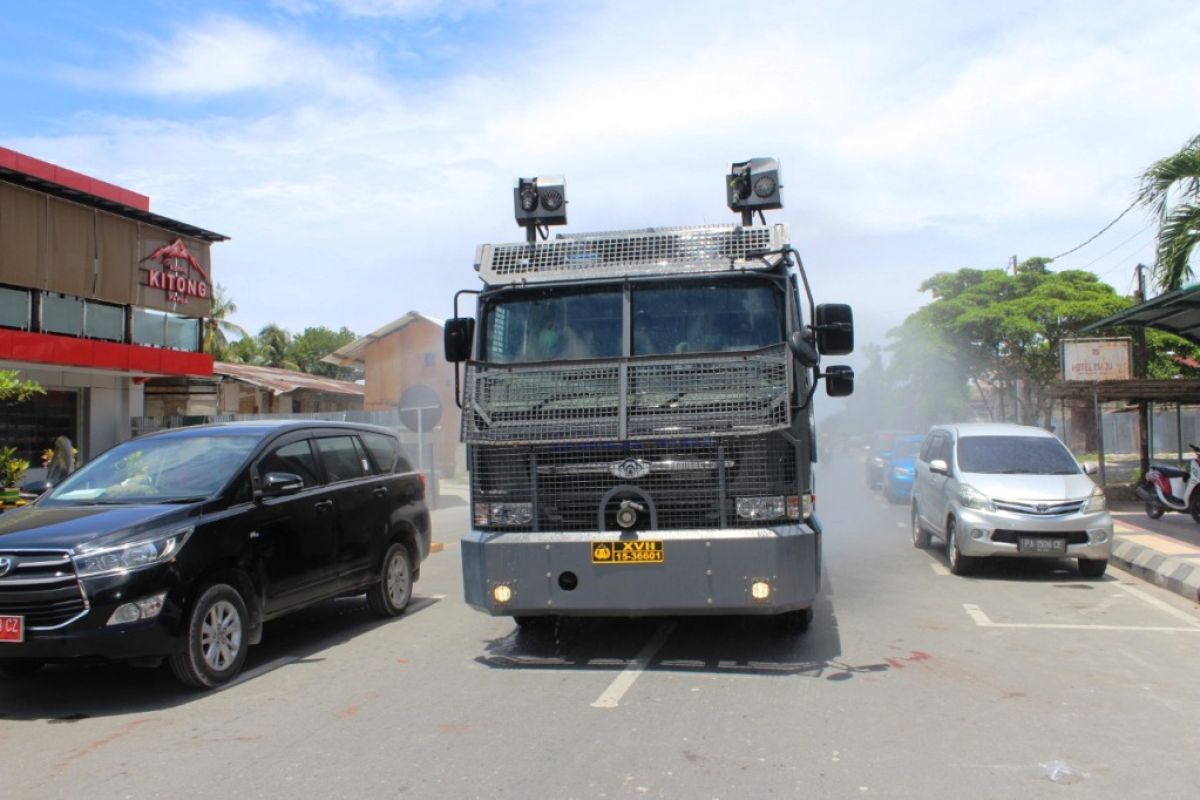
[444,317,475,363]
[261,472,304,498]
[815,304,854,355]
[824,364,854,397]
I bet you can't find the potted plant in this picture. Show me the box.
[0,446,31,504]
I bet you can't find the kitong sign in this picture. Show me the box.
[141,238,210,305]
[1061,338,1132,382]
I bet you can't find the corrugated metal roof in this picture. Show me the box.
[1083,283,1200,345]
[321,310,444,367]
[214,362,365,397]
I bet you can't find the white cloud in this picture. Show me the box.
[15,0,1200,341]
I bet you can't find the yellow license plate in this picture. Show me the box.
[592,540,664,564]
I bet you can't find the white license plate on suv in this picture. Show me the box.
[1018,536,1067,555]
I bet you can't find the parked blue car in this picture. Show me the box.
[883,435,926,503]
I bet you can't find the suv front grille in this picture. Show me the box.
[0,551,87,628]
[993,499,1086,516]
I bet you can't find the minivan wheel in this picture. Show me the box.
[1078,559,1108,578]
[946,519,974,575]
[169,583,249,689]
[911,504,930,549]
[367,542,413,618]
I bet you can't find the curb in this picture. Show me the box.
[1111,534,1200,604]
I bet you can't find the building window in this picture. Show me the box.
[84,301,124,341]
[41,293,84,336]
[0,389,79,464]
[166,314,199,351]
[0,286,31,330]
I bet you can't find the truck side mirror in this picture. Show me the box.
[444,317,475,363]
[824,365,854,397]
[815,304,854,356]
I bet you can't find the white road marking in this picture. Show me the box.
[930,563,950,576]
[590,622,676,709]
[962,603,1200,632]
[1111,582,1200,628]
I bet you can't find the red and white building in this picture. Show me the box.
[0,146,225,471]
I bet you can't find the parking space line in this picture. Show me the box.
[1112,582,1200,628]
[962,603,1200,632]
[590,622,675,709]
[930,563,949,576]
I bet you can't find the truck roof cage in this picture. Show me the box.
[474,223,790,286]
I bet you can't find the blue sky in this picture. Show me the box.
[3,0,1199,378]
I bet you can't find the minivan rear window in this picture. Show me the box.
[956,436,1080,475]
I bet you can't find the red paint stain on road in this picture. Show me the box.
[884,650,933,669]
[54,718,160,770]
[335,705,361,719]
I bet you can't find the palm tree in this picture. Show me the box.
[257,324,300,371]
[202,284,250,360]
[1138,134,1200,292]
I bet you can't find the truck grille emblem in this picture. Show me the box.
[0,556,12,577]
[610,458,651,480]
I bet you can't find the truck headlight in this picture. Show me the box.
[475,502,533,527]
[73,527,193,578]
[955,484,994,512]
[736,496,786,521]
[1084,487,1107,513]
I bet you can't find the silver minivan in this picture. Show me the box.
[911,423,1113,577]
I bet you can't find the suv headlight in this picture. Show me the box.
[1084,486,1107,513]
[73,526,193,578]
[956,484,994,511]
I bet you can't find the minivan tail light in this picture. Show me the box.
[417,473,426,493]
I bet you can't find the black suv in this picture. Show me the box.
[0,421,431,688]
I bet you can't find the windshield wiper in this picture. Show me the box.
[151,496,209,504]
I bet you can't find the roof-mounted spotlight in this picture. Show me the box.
[514,175,567,242]
[727,158,782,225]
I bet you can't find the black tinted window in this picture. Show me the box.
[360,431,409,473]
[956,436,1080,475]
[315,436,368,483]
[258,440,320,487]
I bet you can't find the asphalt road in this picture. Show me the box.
[2,454,1199,799]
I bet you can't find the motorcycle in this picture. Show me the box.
[1135,443,1200,522]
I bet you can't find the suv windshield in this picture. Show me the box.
[956,436,1080,475]
[482,279,783,363]
[45,434,259,505]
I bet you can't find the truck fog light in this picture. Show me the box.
[750,580,771,601]
[106,592,167,626]
[1090,529,1110,544]
[492,584,514,605]
[736,496,786,521]
[971,528,987,540]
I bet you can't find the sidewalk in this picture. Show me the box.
[1109,501,1200,604]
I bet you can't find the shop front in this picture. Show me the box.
[0,146,225,478]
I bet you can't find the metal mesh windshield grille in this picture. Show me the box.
[463,345,791,444]
[471,435,798,531]
[476,224,788,284]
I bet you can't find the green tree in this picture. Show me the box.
[256,324,299,371]
[0,370,44,403]
[290,326,360,380]
[905,260,1130,426]
[202,284,250,361]
[1138,133,1200,291]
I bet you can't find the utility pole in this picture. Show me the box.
[1135,263,1150,477]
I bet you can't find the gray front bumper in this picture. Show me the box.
[462,524,819,617]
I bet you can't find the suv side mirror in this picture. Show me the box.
[815,304,854,355]
[824,365,854,397]
[261,472,304,498]
[444,317,475,363]
[929,459,949,475]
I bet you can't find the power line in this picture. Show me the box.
[1051,197,1142,261]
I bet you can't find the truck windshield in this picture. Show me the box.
[482,280,784,363]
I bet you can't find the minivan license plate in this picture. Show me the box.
[1018,537,1067,555]
[0,615,24,643]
